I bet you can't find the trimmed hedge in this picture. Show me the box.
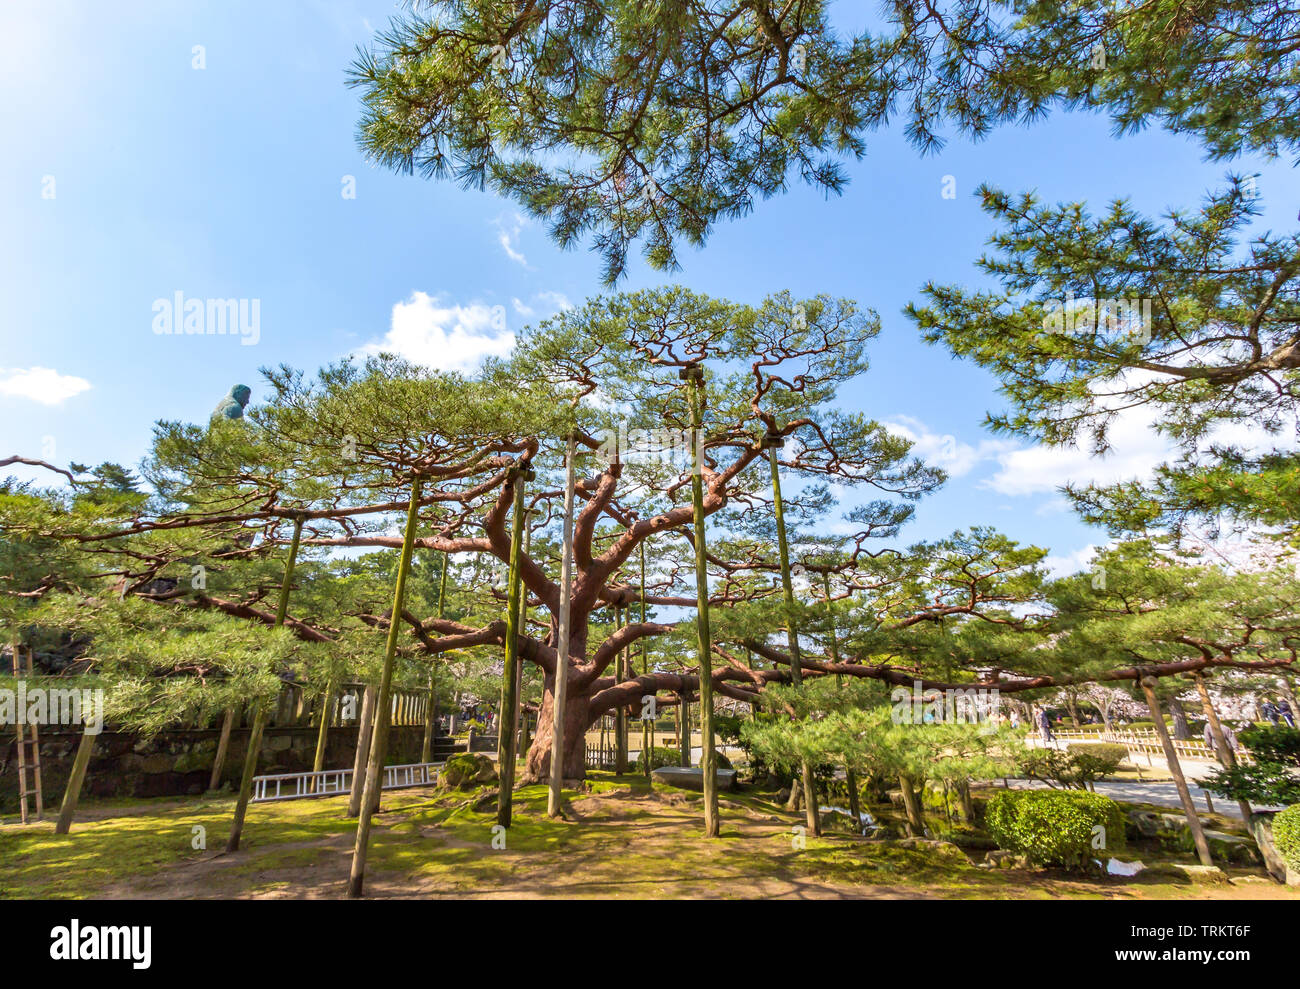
[986,789,1125,869]
[634,747,685,772]
[1274,805,1300,872]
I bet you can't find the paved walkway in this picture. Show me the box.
[1005,779,1284,821]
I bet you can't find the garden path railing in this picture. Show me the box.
[250,761,444,803]
[1042,728,1252,765]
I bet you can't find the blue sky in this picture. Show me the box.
[2,0,1296,573]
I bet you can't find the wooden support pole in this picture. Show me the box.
[640,540,651,778]
[496,468,529,828]
[767,438,819,836]
[685,366,719,838]
[1192,672,1253,823]
[227,513,303,854]
[348,685,376,817]
[1140,675,1213,868]
[548,435,576,817]
[54,720,97,835]
[348,478,423,898]
[823,571,861,829]
[209,707,236,793]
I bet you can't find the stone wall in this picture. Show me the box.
[0,726,464,814]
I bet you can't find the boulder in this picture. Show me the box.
[1126,810,1163,839]
[1202,829,1260,866]
[438,753,498,790]
[1143,863,1231,884]
[651,766,737,792]
[1249,812,1289,883]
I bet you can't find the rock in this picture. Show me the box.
[1126,810,1163,839]
[1202,829,1260,866]
[983,849,1030,869]
[1144,863,1231,884]
[139,753,173,774]
[651,766,737,792]
[776,787,792,803]
[438,753,498,790]
[171,750,211,774]
[1249,812,1288,883]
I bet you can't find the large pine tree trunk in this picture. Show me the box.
[1169,697,1192,740]
[524,675,590,782]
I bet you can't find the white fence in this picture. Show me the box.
[251,761,444,803]
[1044,728,1251,765]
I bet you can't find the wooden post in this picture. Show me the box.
[422,554,451,763]
[767,436,819,836]
[227,513,303,853]
[348,686,376,817]
[822,571,862,829]
[1140,675,1213,867]
[496,468,530,828]
[1192,671,1253,823]
[548,435,576,818]
[208,707,236,792]
[348,477,423,898]
[640,540,652,778]
[684,366,719,838]
[54,721,97,835]
[614,604,627,775]
[309,680,333,792]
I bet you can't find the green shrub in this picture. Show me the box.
[985,789,1125,869]
[1017,744,1124,789]
[1239,726,1300,767]
[1203,763,1300,806]
[1272,805,1300,872]
[1068,742,1128,765]
[634,747,684,772]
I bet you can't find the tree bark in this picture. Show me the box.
[898,774,925,835]
[1169,697,1192,740]
[347,685,376,817]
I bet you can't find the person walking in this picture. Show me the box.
[1203,721,1239,756]
[1261,698,1280,726]
[1035,706,1054,746]
[1274,696,1294,727]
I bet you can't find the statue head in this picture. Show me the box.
[212,384,252,422]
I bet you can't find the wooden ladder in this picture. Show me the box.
[11,642,44,824]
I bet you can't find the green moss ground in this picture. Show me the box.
[2,773,1294,900]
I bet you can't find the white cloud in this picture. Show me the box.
[1041,543,1101,580]
[884,415,1016,478]
[0,366,91,405]
[982,404,1173,496]
[359,292,515,372]
[536,290,572,311]
[511,297,535,318]
[492,213,530,267]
